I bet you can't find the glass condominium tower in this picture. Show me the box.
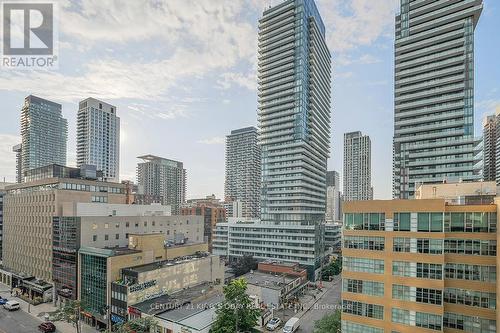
[18,95,67,181]
[393,0,483,199]
[258,0,331,274]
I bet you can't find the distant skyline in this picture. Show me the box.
[0,0,499,199]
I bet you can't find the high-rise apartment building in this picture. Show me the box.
[344,131,373,201]
[326,170,342,222]
[136,155,186,214]
[254,0,331,278]
[393,0,483,199]
[77,98,120,182]
[224,127,261,219]
[14,95,67,182]
[482,108,500,184]
[341,181,497,333]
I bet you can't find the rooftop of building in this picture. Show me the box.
[121,251,212,275]
[137,155,183,166]
[79,246,141,258]
[415,181,497,200]
[229,126,257,135]
[131,282,221,318]
[241,270,297,290]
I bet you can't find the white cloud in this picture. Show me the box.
[217,72,256,90]
[317,0,399,53]
[197,137,225,145]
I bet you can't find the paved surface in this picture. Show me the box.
[0,284,96,333]
[296,275,341,333]
[0,307,42,333]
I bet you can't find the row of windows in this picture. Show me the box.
[392,308,442,331]
[344,213,386,231]
[393,237,443,254]
[444,288,496,309]
[444,263,496,282]
[444,239,496,256]
[341,321,383,333]
[444,312,496,333]
[342,279,384,296]
[91,195,107,203]
[394,212,497,232]
[342,300,383,320]
[392,285,442,305]
[343,236,385,251]
[60,183,124,194]
[392,261,442,279]
[343,257,384,274]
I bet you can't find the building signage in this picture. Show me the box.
[129,280,157,293]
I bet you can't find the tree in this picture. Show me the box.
[231,255,258,277]
[321,257,342,280]
[313,310,341,333]
[51,300,82,333]
[106,316,158,333]
[210,278,260,333]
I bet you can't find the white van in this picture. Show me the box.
[282,317,299,333]
[3,300,20,311]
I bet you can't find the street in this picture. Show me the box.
[296,275,341,333]
[0,307,42,333]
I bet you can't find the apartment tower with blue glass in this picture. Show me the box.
[393,0,483,199]
[257,0,331,277]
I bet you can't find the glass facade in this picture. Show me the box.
[80,252,107,318]
[393,1,484,198]
[19,95,67,181]
[53,217,80,300]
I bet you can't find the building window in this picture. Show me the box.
[444,312,496,332]
[126,222,129,228]
[344,213,385,231]
[393,212,410,231]
[343,279,384,296]
[342,300,383,319]
[105,234,108,241]
[444,288,496,309]
[343,257,384,274]
[115,234,119,240]
[344,236,384,251]
[92,235,97,242]
[444,263,496,282]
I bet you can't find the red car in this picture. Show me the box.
[38,322,56,333]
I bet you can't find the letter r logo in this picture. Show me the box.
[3,3,53,55]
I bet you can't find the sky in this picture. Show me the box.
[0,0,499,200]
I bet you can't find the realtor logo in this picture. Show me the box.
[2,2,58,69]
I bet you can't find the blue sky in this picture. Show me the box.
[0,0,499,199]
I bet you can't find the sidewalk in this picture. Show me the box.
[0,283,96,333]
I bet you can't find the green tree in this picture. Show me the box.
[313,310,341,333]
[51,300,82,333]
[321,257,342,280]
[106,316,158,333]
[231,255,258,277]
[210,278,260,333]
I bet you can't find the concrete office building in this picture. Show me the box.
[393,0,484,199]
[0,183,13,261]
[137,155,186,214]
[255,0,331,278]
[52,203,203,301]
[77,98,120,182]
[326,170,342,222]
[224,127,261,219]
[341,182,497,333]
[2,164,126,282]
[13,95,67,182]
[344,131,373,201]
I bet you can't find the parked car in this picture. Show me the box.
[0,298,8,305]
[38,322,56,333]
[266,317,282,331]
[3,300,20,311]
[282,317,300,333]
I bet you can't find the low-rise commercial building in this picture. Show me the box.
[53,205,203,302]
[78,233,212,330]
[341,181,498,333]
[111,252,223,323]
